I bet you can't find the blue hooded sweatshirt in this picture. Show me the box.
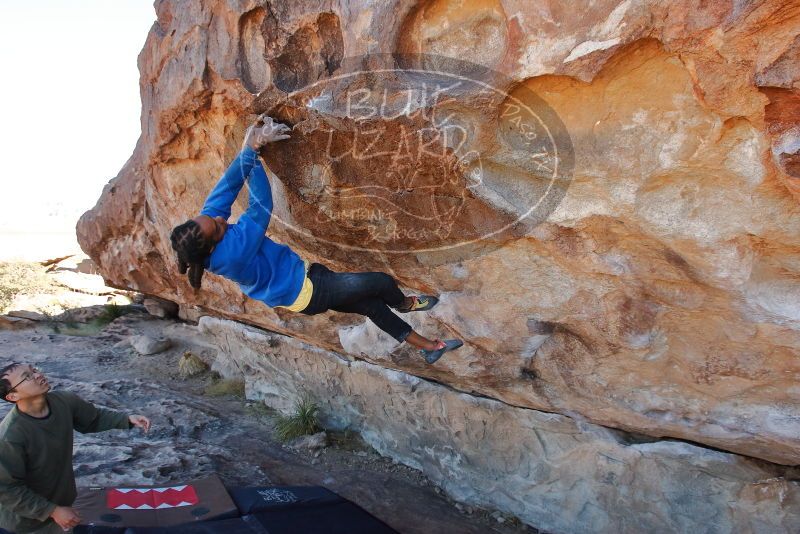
[201,146,305,308]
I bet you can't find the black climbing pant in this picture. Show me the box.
[300,263,413,343]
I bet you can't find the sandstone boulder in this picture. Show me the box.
[142,297,179,318]
[130,335,172,356]
[201,316,800,534]
[0,315,36,331]
[8,310,48,322]
[76,0,800,468]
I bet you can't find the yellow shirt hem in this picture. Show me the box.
[277,260,313,312]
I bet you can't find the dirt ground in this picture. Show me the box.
[0,305,542,534]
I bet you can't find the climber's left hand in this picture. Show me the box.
[244,112,291,150]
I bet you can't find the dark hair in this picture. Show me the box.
[1,363,20,403]
[170,220,214,289]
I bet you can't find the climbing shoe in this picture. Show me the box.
[398,295,439,313]
[420,339,463,364]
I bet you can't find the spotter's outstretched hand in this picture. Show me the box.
[129,414,151,433]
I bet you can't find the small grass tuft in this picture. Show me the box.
[204,378,245,398]
[328,429,368,452]
[246,402,275,417]
[178,351,209,378]
[96,303,128,325]
[275,395,321,442]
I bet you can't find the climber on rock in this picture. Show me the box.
[169,113,463,364]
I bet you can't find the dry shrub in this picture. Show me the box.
[0,262,61,313]
[179,351,209,378]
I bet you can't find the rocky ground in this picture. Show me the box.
[0,267,539,533]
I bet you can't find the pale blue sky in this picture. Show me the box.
[0,1,156,241]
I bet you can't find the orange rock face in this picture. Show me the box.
[78,0,800,465]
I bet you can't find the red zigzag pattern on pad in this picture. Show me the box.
[107,485,199,510]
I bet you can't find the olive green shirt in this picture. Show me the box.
[0,390,131,533]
